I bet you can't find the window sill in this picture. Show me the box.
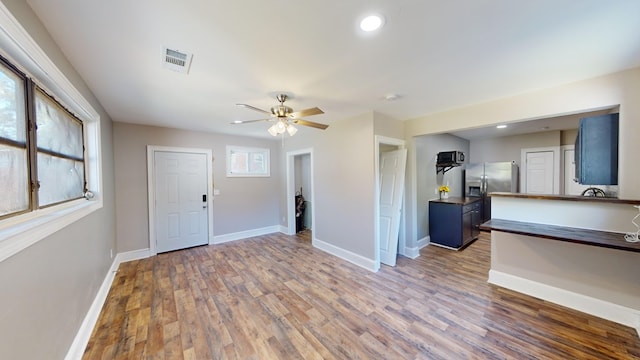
[0,198,103,262]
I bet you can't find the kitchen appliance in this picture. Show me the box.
[465,161,519,222]
[437,151,465,166]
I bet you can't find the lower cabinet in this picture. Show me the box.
[429,198,481,249]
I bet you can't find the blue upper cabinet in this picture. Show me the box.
[576,113,619,185]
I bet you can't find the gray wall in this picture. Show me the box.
[0,1,116,359]
[113,122,282,252]
[415,134,470,241]
[284,112,377,259]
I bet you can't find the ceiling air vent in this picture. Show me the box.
[162,47,193,74]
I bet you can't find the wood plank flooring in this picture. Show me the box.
[83,231,640,359]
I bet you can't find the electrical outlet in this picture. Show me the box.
[435,187,439,195]
[110,249,113,259]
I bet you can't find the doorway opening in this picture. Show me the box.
[286,148,314,240]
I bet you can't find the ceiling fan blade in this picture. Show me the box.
[293,119,329,130]
[289,107,324,118]
[236,103,271,115]
[230,118,270,124]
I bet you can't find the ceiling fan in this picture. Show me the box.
[233,94,329,136]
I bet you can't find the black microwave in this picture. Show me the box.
[437,151,465,165]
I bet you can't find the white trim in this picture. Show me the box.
[147,146,214,255]
[0,201,100,263]
[0,2,103,263]
[286,148,315,236]
[313,236,377,272]
[489,269,640,334]
[64,248,151,360]
[374,136,406,270]
[114,248,152,264]
[0,4,99,121]
[520,146,560,194]
[64,257,119,360]
[212,225,282,244]
[403,235,430,259]
[559,144,574,195]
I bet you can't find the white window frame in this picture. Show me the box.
[0,4,103,263]
[226,145,270,177]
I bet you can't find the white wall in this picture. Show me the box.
[113,122,282,252]
[0,2,116,359]
[470,131,560,165]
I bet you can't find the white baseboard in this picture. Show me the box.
[313,237,377,272]
[114,248,151,263]
[403,236,430,259]
[212,225,281,244]
[64,248,151,359]
[489,270,640,334]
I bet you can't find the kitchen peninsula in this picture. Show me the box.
[481,193,640,336]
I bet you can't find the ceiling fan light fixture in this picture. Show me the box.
[236,94,328,137]
[268,124,279,136]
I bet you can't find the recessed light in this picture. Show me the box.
[496,125,507,129]
[384,93,400,101]
[360,15,384,32]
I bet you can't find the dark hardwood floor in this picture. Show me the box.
[83,231,640,359]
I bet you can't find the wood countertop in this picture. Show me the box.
[480,218,640,253]
[429,197,480,205]
[489,192,640,205]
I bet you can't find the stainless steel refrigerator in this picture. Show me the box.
[465,161,519,222]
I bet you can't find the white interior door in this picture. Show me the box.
[379,148,407,267]
[525,151,554,194]
[563,148,590,195]
[155,151,208,253]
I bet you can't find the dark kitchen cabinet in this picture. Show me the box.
[575,113,619,185]
[429,197,481,249]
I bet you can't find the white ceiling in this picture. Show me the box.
[25,0,640,139]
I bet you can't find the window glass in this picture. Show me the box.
[226,146,270,177]
[0,144,29,215]
[0,61,29,217]
[35,88,85,206]
[35,89,83,159]
[0,66,26,142]
[36,154,84,206]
